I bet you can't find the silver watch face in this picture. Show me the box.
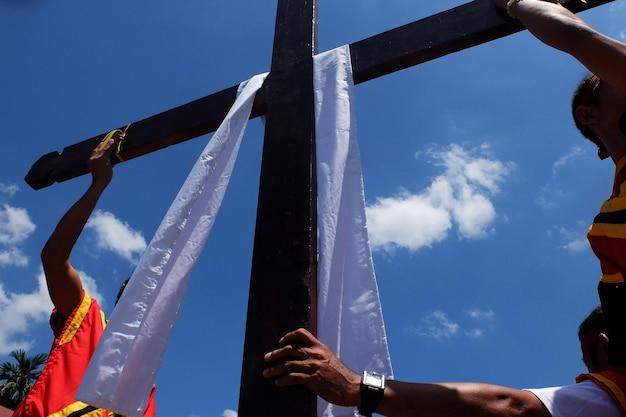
[363,371,385,389]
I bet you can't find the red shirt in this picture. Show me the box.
[13,292,156,417]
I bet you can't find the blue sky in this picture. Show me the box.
[1,1,626,416]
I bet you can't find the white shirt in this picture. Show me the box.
[526,380,620,417]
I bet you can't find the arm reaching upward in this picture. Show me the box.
[496,0,626,91]
[41,132,121,318]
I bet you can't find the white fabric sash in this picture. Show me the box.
[77,45,392,417]
[77,73,268,417]
[314,45,393,417]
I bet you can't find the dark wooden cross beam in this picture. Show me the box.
[238,1,318,416]
[24,0,613,189]
[24,0,615,416]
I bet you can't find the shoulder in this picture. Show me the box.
[526,381,621,417]
[52,292,103,345]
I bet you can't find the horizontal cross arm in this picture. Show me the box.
[25,85,267,189]
[350,0,614,84]
[25,0,614,189]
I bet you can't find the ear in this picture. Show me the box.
[575,105,600,128]
[598,332,610,350]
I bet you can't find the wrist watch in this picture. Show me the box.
[357,370,385,417]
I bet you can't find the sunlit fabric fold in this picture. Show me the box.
[77,73,268,417]
[314,45,393,417]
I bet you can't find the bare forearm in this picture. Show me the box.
[513,0,626,89]
[513,1,590,52]
[41,135,117,316]
[42,181,107,262]
[41,180,108,316]
[377,381,546,417]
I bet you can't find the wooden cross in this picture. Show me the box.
[25,0,615,415]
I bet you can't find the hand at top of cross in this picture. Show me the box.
[87,130,122,187]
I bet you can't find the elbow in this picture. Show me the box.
[455,384,546,417]
[40,246,52,265]
[498,396,545,417]
[41,244,64,270]
[509,406,541,417]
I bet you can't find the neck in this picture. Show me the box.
[612,151,626,164]
[606,136,626,166]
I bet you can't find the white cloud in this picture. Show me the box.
[536,146,590,209]
[366,194,451,252]
[563,238,588,253]
[0,205,36,245]
[465,308,495,321]
[0,248,28,267]
[0,204,36,268]
[223,410,238,417]
[464,308,495,338]
[552,146,584,175]
[87,210,147,263]
[0,183,19,197]
[466,328,485,339]
[0,269,104,355]
[412,310,459,341]
[551,223,589,253]
[0,271,51,354]
[410,308,497,341]
[367,144,514,252]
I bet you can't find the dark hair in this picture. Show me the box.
[572,74,604,149]
[115,278,130,306]
[578,306,606,340]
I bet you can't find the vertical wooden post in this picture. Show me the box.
[238,0,318,416]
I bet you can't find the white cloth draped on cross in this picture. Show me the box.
[314,45,393,417]
[77,45,393,417]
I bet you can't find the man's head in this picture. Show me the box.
[579,306,610,373]
[572,74,626,161]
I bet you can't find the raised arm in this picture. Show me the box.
[496,0,626,90]
[41,133,120,318]
[263,328,548,417]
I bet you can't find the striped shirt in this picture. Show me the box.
[588,156,626,285]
